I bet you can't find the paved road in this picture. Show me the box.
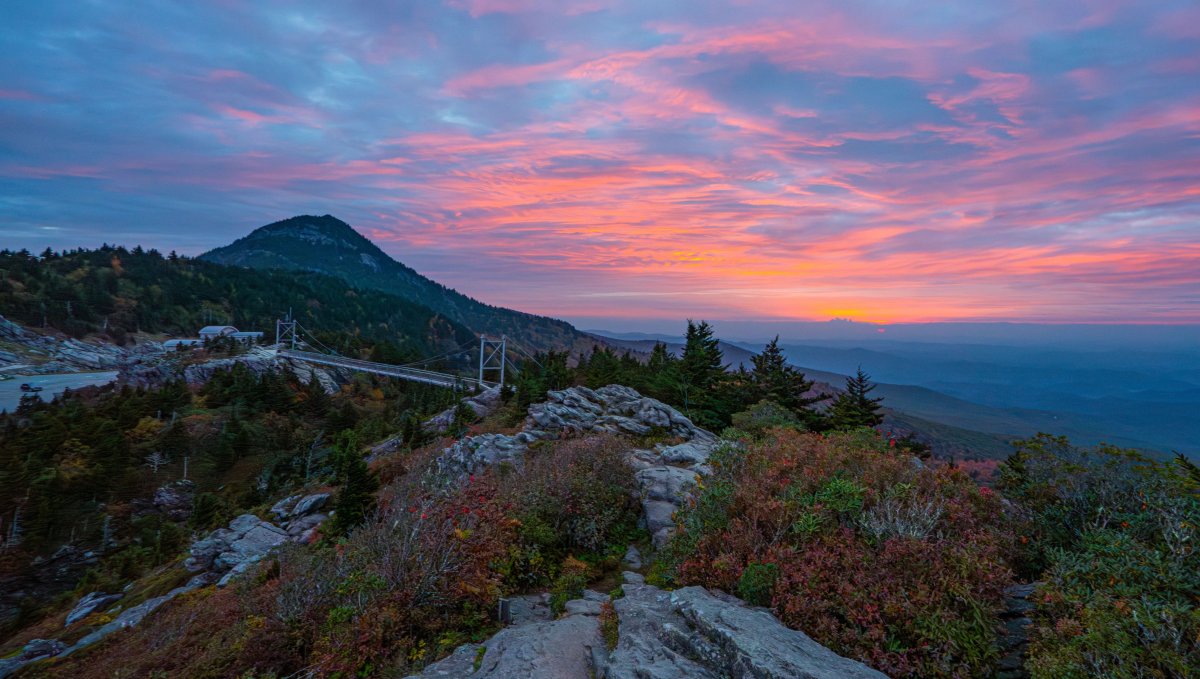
[0,371,118,412]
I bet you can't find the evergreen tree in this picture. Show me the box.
[643,342,678,402]
[585,346,620,388]
[303,377,331,417]
[749,336,826,426]
[676,321,730,428]
[996,446,1030,496]
[328,431,378,536]
[829,367,884,429]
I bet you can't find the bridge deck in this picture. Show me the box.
[279,349,495,391]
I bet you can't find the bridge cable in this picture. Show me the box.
[506,340,545,369]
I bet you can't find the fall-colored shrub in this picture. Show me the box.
[493,436,640,591]
[657,428,1016,679]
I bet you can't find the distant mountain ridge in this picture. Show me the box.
[201,215,586,352]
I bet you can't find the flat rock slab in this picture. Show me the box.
[600,584,888,679]
[669,587,889,679]
[408,615,601,679]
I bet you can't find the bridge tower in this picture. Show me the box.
[276,312,298,349]
[478,335,507,387]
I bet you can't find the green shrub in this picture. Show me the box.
[599,601,619,651]
[730,400,804,437]
[495,436,639,592]
[1001,436,1200,677]
[549,557,592,616]
[737,562,779,607]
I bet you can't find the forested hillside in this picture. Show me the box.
[0,247,475,358]
[200,215,586,351]
[0,363,464,639]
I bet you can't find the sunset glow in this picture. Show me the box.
[1,1,1198,323]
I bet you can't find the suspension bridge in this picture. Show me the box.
[272,315,534,391]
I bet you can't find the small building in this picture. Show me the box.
[194,326,264,344]
[198,325,239,340]
[164,338,203,350]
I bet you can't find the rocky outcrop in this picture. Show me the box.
[269,492,332,542]
[0,315,341,394]
[62,575,210,656]
[0,639,67,677]
[408,589,608,679]
[422,385,718,546]
[409,572,886,679]
[184,514,290,587]
[64,590,123,627]
[425,386,504,434]
[152,479,196,522]
[370,388,507,460]
[526,385,716,442]
[0,315,156,374]
[411,614,603,678]
[118,343,340,393]
[185,493,333,586]
[598,578,888,679]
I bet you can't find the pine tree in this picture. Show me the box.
[328,431,378,536]
[676,321,730,428]
[996,446,1030,496]
[585,346,620,389]
[749,336,826,426]
[648,342,673,372]
[829,367,883,429]
[643,342,678,402]
[303,377,331,417]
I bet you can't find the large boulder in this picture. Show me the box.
[409,577,887,679]
[17,639,66,662]
[290,492,330,517]
[598,579,888,679]
[525,386,714,442]
[635,465,704,546]
[64,591,123,627]
[184,514,288,586]
[407,613,602,679]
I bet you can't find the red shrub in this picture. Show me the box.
[664,429,1016,678]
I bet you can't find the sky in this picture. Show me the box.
[1,0,1198,326]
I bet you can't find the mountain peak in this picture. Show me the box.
[200,215,586,351]
[241,214,378,251]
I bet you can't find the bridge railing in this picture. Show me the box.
[279,349,496,391]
